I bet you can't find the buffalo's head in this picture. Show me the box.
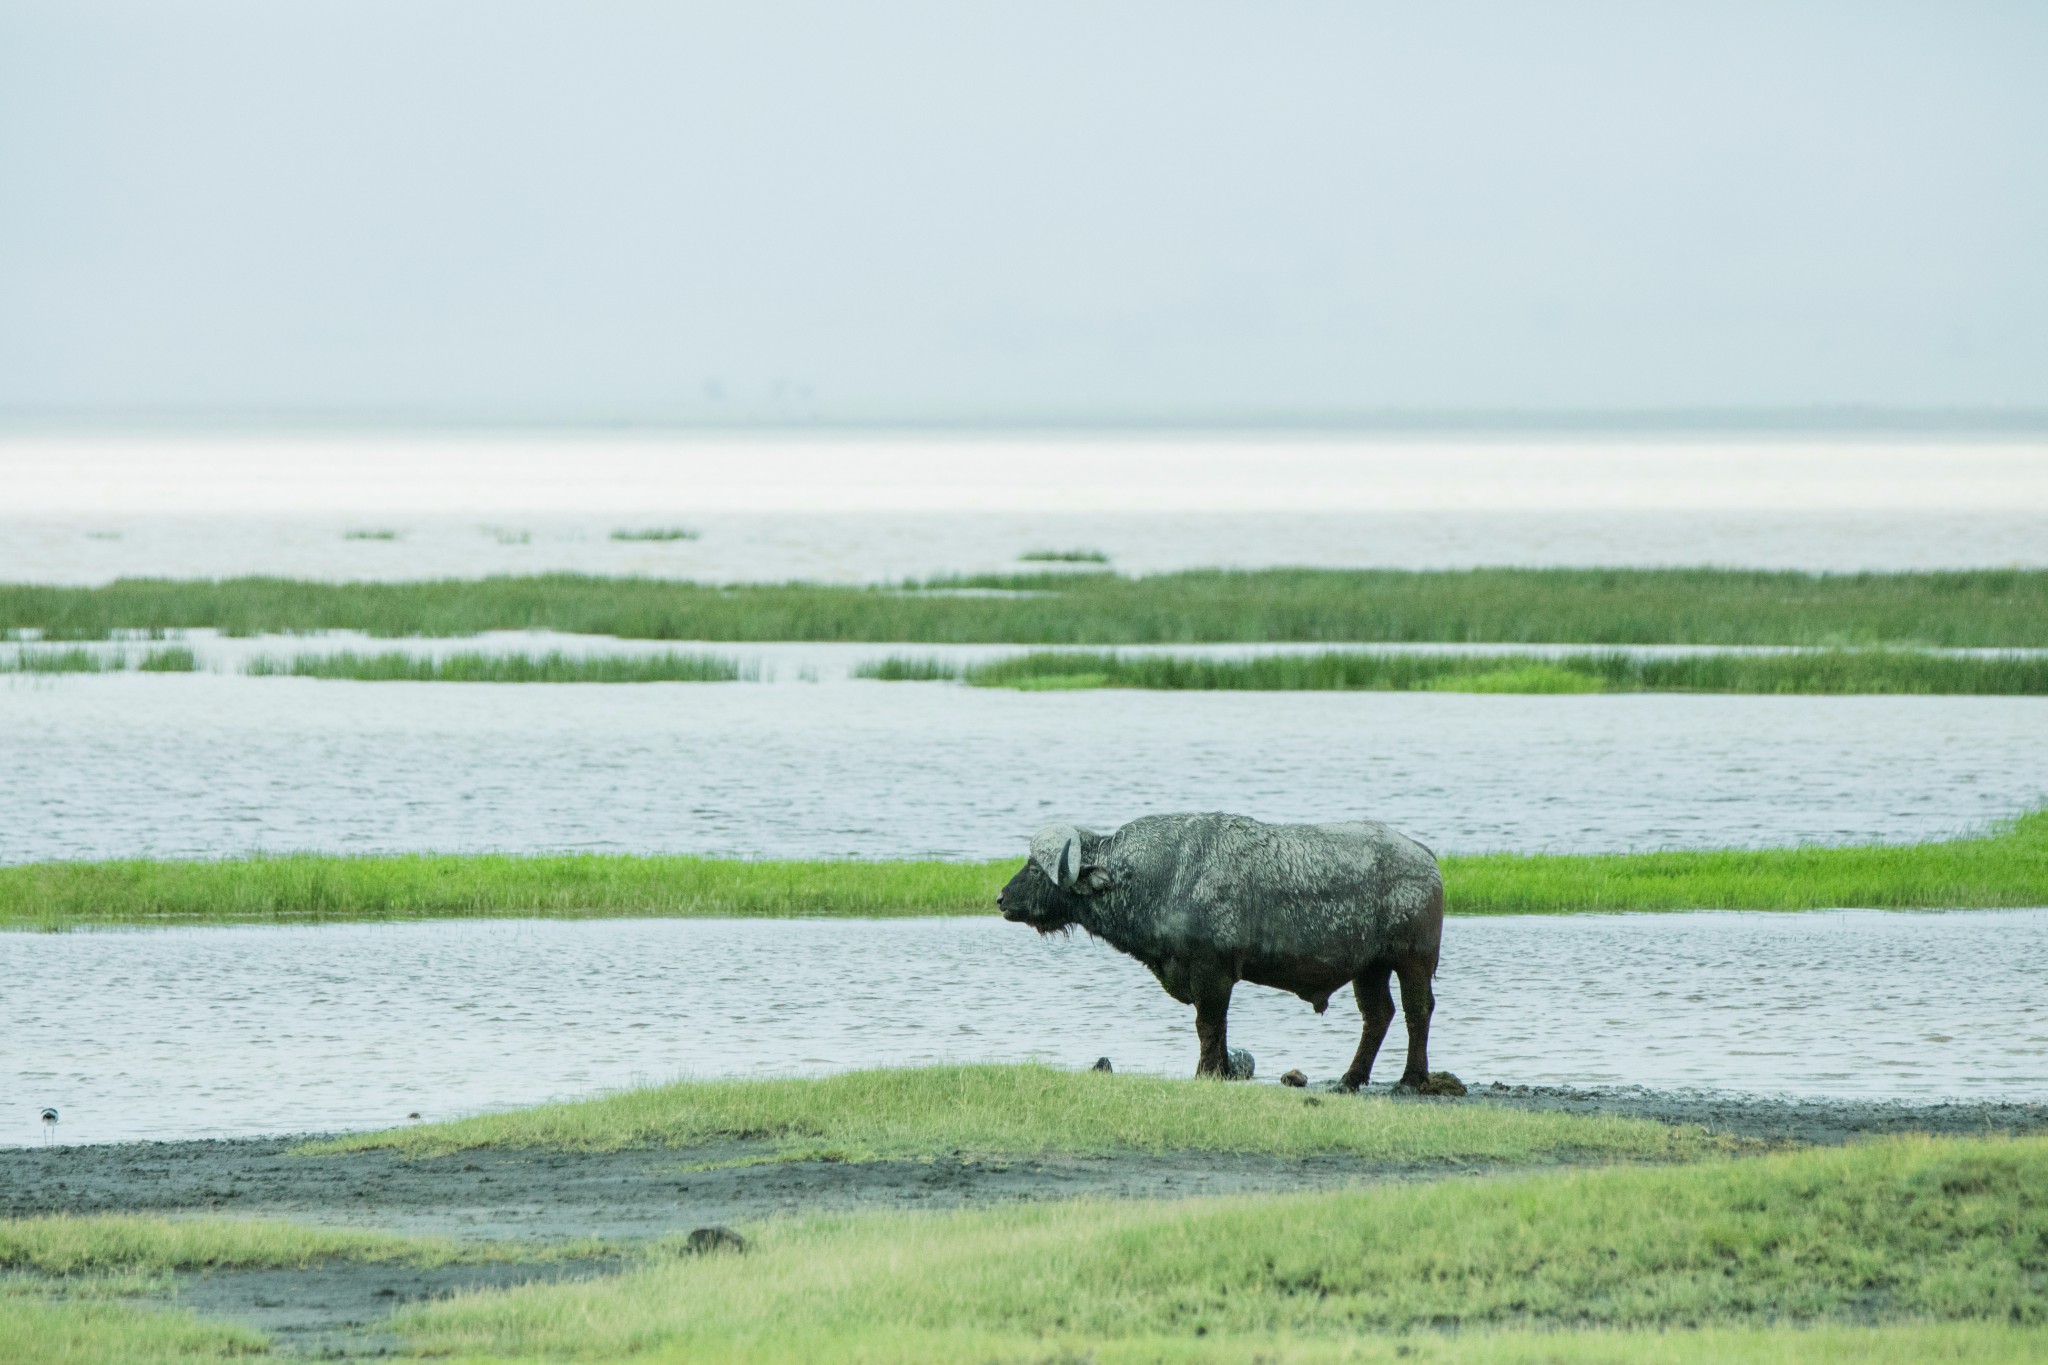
[998,824,1112,932]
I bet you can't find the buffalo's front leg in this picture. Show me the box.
[1394,956,1436,1087]
[1342,963,1396,1090]
[1193,974,1236,1078]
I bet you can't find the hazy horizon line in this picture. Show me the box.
[7,405,2048,439]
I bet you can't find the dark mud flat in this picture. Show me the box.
[1,1137,1402,1244]
[170,1256,620,1360]
[1461,1084,2048,1146]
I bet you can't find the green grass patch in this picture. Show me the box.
[4,813,2045,928]
[240,649,748,683]
[1018,547,1110,563]
[303,1063,1710,1161]
[609,527,698,542]
[959,648,2048,695]
[0,852,1008,928]
[395,1135,2048,1361]
[0,1297,267,1365]
[851,655,962,681]
[4,567,2044,644]
[1,647,196,674]
[0,1215,486,1276]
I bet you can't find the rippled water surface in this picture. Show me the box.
[6,911,2043,1145]
[5,671,2044,861]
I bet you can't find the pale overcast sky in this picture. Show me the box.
[2,2,2043,423]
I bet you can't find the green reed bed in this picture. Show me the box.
[4,567,2043,645]
[5,812,2043,928]
[956,648,2048,695]
[0,646,195,674]
[0,853,1010,929]
[240,649,748,683]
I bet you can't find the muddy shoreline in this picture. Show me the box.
[9,1086,2044,1360]
[9,1086,2044,1241]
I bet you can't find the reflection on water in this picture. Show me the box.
[5,911,2043,1145]
[4,673,2045,862]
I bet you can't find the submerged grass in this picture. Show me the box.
[304,1063,1708,1161]
[240,649,747,683]
[3,812,2044,928]
[959,648,2048,695]
[4,567,2044,645]
[395,1135,2048,1360]
[609,527,698,542]
[1018,547,1110,563]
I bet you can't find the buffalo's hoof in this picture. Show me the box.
[1091,1057,1114,1073]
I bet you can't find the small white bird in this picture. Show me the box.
[39,1108,57,1144]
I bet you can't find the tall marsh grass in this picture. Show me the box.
[4,567,2042,644]
[5,812,2042,928]
[241,649,748,683]
[960,648,2048,695]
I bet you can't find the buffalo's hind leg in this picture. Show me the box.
[1193,973,1236,1079]
[1393,955,1436,1088]
[1341,963,1397,1091]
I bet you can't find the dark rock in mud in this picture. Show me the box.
[1226,1049,1255,1081]
[1413,1071,1466,1097]
[685,1226,747,1255]
[1091,1057,1114,1073]
[1279,1069,1309,1088]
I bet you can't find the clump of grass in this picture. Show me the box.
[342,529,400,541]
[610,527,699,542]
[960,648,2048,695]
[852,656,963,681]
[242,649,748,683]
[1018,548,1110,563]
[4,568,2043,645]
[481,525,531,545]
[133,647,196,673]
[1,647,108,674]
[0,1215,486,1275]
[4,812,2045,928]
[0,647,196,674]
[305,1063,1707,1162]
[0,1299,268,1365]
[397,1135,2048,1360]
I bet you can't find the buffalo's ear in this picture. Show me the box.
[1073,864,1114,896]
[1030,825,1085,890]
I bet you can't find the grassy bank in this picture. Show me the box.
[0,1216,495,1276]
[5,567,2045,645]
[4,812,2042,928]
[305,1064,1707,1162]
[952,648,2048,695]
[396,1135,2046,1360]
[242,649,748,683]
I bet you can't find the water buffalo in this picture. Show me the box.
[997,812,1443,1088]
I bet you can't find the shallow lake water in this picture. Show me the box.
[5,910,2043,1146]
[4,670,2044,862]
[5,435,2045,581]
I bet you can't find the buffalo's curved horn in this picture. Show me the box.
[1030,824,1085,890]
